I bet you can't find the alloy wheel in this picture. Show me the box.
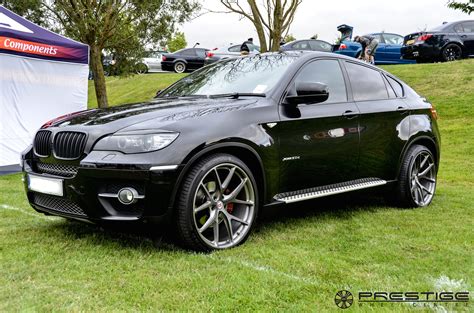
[174,62,186,73]
[444,45,461,61]
[409,151,436,206]
[192,163,255,249]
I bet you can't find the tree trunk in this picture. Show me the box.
[247,0,268,52]
[90,45,108,108]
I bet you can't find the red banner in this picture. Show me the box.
[0,36,81,60]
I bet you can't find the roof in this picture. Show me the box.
[0,5,88,64]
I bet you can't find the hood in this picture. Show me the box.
[45,97,258,133]
[337,24,353,41]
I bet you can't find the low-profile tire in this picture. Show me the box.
[175,154,259,252]
[174,61,186,73]
[394,145,437,208]
[441,43,462,62]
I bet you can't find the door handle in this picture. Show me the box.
[342,110,359,119]
[397,106,409,115]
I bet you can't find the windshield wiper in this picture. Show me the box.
[209,93,266,99]
[155,94,208,99]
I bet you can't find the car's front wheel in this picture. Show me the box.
[395,145,437,208]
[176,154,258,251]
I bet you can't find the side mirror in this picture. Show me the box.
[154,89,162,98]
[285,82,329,105]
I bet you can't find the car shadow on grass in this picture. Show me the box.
[47,187,400,251]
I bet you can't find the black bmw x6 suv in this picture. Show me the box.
[22,52,440,251]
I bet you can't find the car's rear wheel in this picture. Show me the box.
[395,145,437,208]
[174,61,186,73]
[176,154,258,251]
[441,43,462,62]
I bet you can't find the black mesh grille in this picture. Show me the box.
[36,162,78,178]
[34,131,52,157]
[53,132,87,159]
[32,193,86,216]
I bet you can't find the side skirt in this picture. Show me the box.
[274,178,387,204]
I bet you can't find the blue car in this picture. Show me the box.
[334,24,415,64]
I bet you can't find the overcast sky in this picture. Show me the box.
[181,0,471,48]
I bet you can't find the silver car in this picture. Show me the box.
[205,43,260,64]
[136,50,167,74]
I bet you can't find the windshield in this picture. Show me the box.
[160,54,297,97]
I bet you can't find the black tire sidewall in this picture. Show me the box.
[176,154,259,251]
[174,62,186,73]
[398,145,436,208]
[442,44,462,62]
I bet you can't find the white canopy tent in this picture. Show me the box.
[0,5,89,173]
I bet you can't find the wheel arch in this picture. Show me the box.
[397,135,440,177]
[440,41,464,57]
[168,142,267,211]
[173,58,188,65]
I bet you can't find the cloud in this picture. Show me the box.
[181,0,471,48]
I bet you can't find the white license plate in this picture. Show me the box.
[28,174,64,196]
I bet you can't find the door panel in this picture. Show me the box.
[277,59,360,192]
[278,103,360,192]
[356,99,410,180]
[344,61,409,180]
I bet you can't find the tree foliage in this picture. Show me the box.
[447,0,473,15]
[284,33,296,43]
[218,0,302,52]
[1,0,199,108]
[167,31,187,52]
[0,0,49,27]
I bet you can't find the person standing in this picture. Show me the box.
[240,38,253,55]
[354,35,379,64]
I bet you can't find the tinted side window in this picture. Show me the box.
[345,62,388,101]
[228,45,241,52]
[387,76,404,97]
[292,41,310,50]
[383,34,403,45]
[196,49,207,58]
[460,21,474,32]
[181,49,196,56]
[295,59,347,103]
[309,40,332,52]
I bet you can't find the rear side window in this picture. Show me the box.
[292,41,311,50]
[180,49,196,56]
[386,76,404,97]
[196,49,207,58]
[228,45,240,52]
[457,21,474,32]
[309,40,332,52]
[345,62,388,101]
[295,59,347,103]
[383,34,404,45]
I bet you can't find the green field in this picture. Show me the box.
[1,60,473,311]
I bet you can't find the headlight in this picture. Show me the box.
[93,132,179,154]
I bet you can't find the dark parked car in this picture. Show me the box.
[334,24,415,64]
[23,52,440,251]
[280,39,333,52]
[401,20,474,62]
[161,48,210,73]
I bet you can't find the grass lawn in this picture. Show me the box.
[1,61,473,311]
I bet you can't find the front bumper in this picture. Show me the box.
[22,151,182,224]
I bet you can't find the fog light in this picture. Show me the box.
[117,188,139,205]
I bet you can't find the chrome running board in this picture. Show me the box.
[274,178,387,204]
